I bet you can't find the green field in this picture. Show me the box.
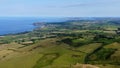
[0,19,120,68]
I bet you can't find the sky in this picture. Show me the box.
[0,0,120,17]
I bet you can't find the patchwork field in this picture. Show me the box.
[0,18,120,68]
[0,38,119,68]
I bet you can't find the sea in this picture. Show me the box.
[0,17,66,35]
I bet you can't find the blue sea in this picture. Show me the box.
[0,17,66,35]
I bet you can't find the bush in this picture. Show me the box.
[61,38,92,47]
[88,48,116,61]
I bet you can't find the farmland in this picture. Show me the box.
[0,18,120,68]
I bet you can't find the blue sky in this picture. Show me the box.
[0,0,120,17]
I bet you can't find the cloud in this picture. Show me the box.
[64,3,88,8]
[63,0,120,8]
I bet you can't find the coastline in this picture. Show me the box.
[0,30,31,36]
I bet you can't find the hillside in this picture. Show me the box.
[0,19,120,68]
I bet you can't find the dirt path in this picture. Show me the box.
[73,63,100,68]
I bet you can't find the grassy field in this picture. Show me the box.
[0,20,120,68]
[0,37,120,68]
[0,38,102,68]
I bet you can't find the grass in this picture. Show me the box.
[104,42,120,65]
[87,42,120,65]
[0,38,119,68]
[30,38,88,68]
[76,43,102,53]
[33,53,59,68]
[0,52,43,68]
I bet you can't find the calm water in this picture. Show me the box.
[0,17,66,35]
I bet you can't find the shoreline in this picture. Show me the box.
[0,30,31,36]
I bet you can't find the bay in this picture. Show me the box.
[0,17,66,35]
